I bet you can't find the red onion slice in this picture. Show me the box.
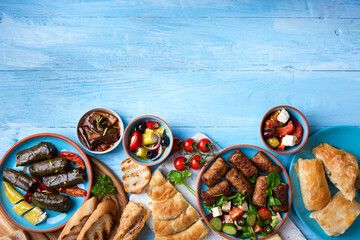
[142,133,160,150]
[151,145,163,161]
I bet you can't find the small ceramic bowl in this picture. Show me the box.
[260,105,309,155]
[76,107,124,154]
[123,115,173,166]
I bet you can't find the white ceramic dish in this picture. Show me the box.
[76,107,124,154]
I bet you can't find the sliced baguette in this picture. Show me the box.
[121,158,151,194]
[77,198,117,240]
[58,196,99,240]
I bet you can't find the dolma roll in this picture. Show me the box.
[272,182,288,212]
[3,168,38,192]
[31,192,71,213]
[251,151,281,175]
[252,175,268,208]
[43,168,86,190]
[225,167,254,198]
[29,158,70,177]
[229,150,258,178]
[16,141,57,166]
[200,180,233,206]
[202,157,230,187]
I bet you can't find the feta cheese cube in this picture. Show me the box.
[221,201,231,213]
[212,206,222,217]
[239,200,248,212]
[282,135,297,147]
[224,215,233,223]
[272,212,282,223]
[277,109,290,124]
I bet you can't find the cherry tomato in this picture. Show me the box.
[172,138,182,152]
[146,121,160,129]
[183,138,195,152]
[190,155,201,170]
[229,207,243,221]
[59,151,86,170]
[129,132,143,151]
[293,121,303,145]
[275,121,295,137]
[197,138,211,153]
[174,157,187,171]
[257,208,272,221]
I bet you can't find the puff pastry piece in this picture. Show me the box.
[294,158,331,210]
[152,192,189,221]
[154,205,199,237]
[149,169,208,240]
[310,191,360,236]
[312,143,358,200]
[155,219,209,240]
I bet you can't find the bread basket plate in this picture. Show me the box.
[289,126,360,240]
[196,145,292,240]
[0,133,92,233]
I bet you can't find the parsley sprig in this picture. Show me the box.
[168,170,195,196]
[91,174,116,198]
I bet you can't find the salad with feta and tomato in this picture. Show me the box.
[263,108,303,151]
[128,121,170,161]
[205,191,283,239]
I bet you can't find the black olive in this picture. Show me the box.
[135,122,146,134]
[147,150,157,160]
[263,224,273,234]
[237,217,246,226]
[160,135,170,147]
[234,230,243,238]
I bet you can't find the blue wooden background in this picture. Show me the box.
[1,0,360,239]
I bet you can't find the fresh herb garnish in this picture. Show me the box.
[266,172,282,207]
[113,126,120,129]
[91,174,116,198]
[249,173,259,184]
[49,160,53,166]
[103,127,108,136]
[168,170,195,197]
[96,116,103,124]
[342,153,346,157]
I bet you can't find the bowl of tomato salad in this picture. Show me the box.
[260,106,309,155]
[123,115,173,166]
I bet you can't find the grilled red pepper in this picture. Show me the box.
[265,111,280,128]
[146,121,160,130]
[59,151,86,170]
[129,131,143,151]
[34,177,58,194]
[293,122,303,144]
[275,121,295,137]
[59,187,87,197]
[24,192,32,203]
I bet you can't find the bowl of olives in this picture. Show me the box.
[260,106,309,155]
[123,115,173,166]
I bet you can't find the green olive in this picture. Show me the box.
[266,137,280,148]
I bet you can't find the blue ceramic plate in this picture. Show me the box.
[0,133,92,233]
[196,145,292,240]
[289,126,360,239]
[123,115,173,166]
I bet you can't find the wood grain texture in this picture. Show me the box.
[0,0,359,239]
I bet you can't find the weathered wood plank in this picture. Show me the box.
[0,15,359,71]
[1,0,360,18]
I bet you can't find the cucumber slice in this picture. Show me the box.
[222,223,237,235]
[210,217,222,231]
[246,213,257,227]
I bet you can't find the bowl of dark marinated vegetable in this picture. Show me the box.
[260,106,309,155]
[77,108,124,154]
[196,145,292,240]
[123,115,173,166]
[0,133,91,232]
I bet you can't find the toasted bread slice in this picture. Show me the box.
[121,158,151,194]
[58,196,99,240]
[77,198,117,240]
